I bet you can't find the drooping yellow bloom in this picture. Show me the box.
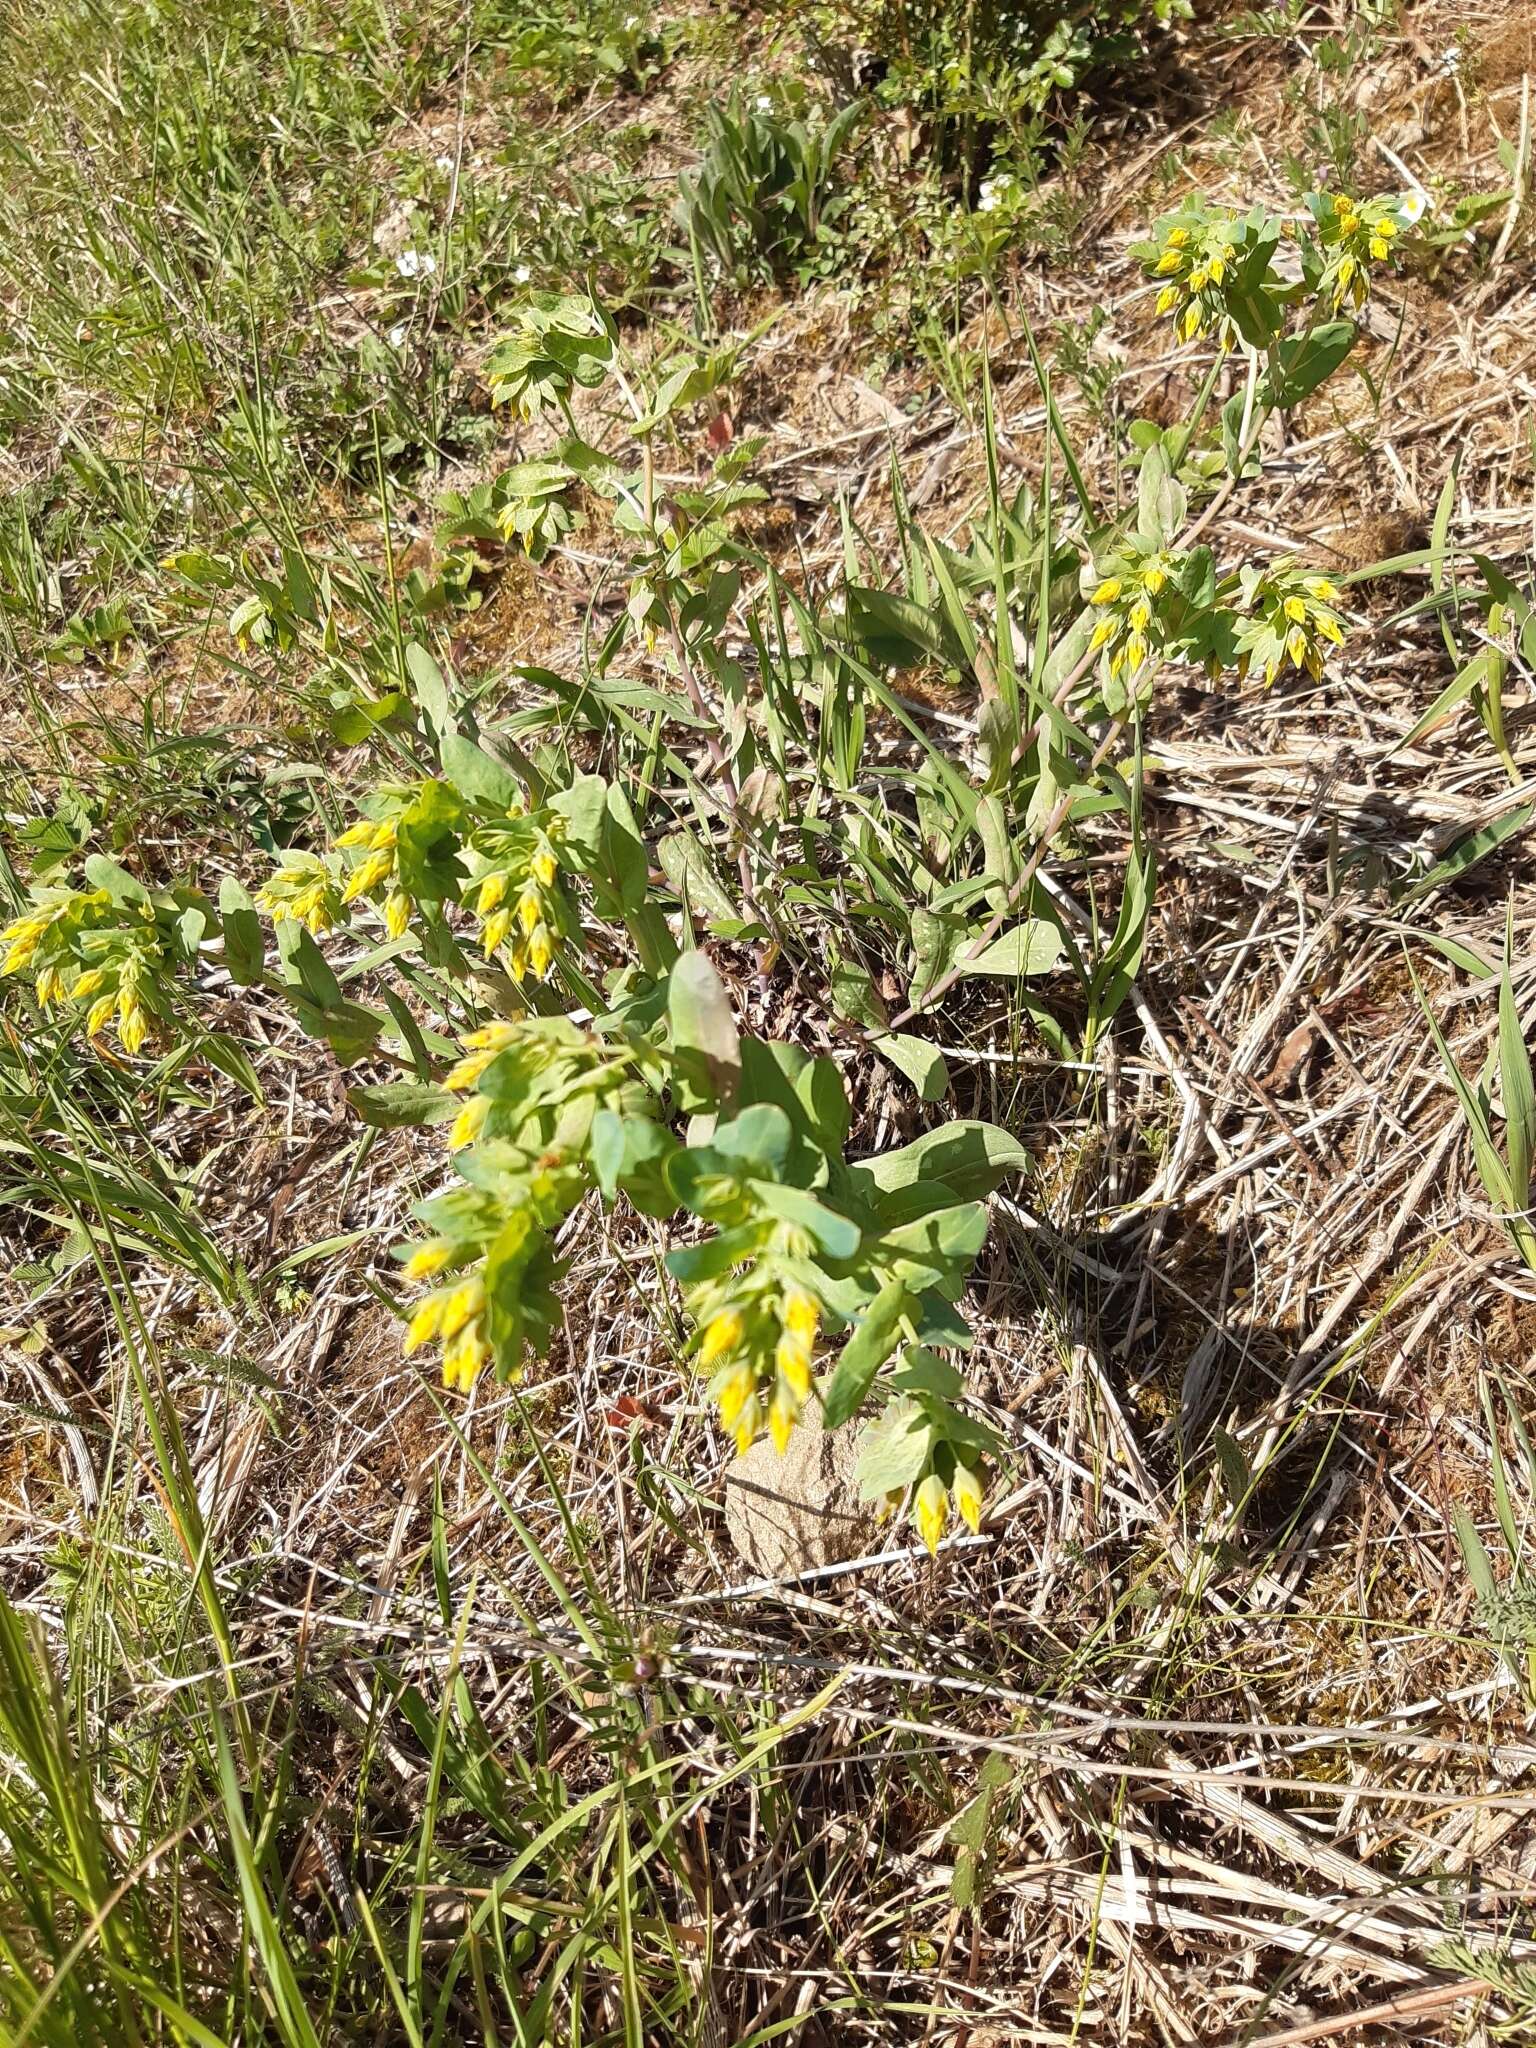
[914,1474,948,1556]
[700,1309,744,1366]
[384,890,411,938]
[86,993,117,1038]
[1140,564,1166,594]
[476,872,508,917]
[531,849,558,888]
[527,926,554,980]
[403,1293,445,1352]
[118,996,148,1056]
[1129,598,1151,632]
[35,965,65,1006]
[1155,284,1179,315]
[768,1389,795,1456]
[438,1276,485,1341]
[449,1094,490,1150]
[1090,577,1122,605]
[517,886,542,936]
[1282,595,1306,624]
[70,968,106,999]
[952,1463,984,1535]
[442,1320,489,1391]
[1287,626,1309,668]
[482,908,512,956]
[403,1239,455,1282]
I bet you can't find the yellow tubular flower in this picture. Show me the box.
[1287,627,1309,669]
[449,1094,490,1150]
[531,849,558,887]
[118,998,147,1056]
[442,1320,489,1391]
[384,890,411,938]
[403,1239,455,1282]
[517,886,542,937]
[86,993,117,1038]
[1156,249,1183,274]
[1141,564,1166,594]
[768,1389,795,1456]
[462,1021,519,1053]
[438,1276,485,1341]
[36,966,65,1006]
[476,872,508,918]
[482,908,512,956]
[1155,284,1179,315]
[1090,617,1115,651]
[70,968,106,999]
[700,1309,745,1367]
[1283,595,1307,624]
[528,926,554,980]
[1125,632,1148,671]
[952,1464,984,1535]
[1369,236,1388,260]
[1129,599,1151,632]
[1090,577,1122,605]
[335,819,378,848]
[716,1359,754,1431]
[403,1293,445,1352]
[914,1474,948,1556]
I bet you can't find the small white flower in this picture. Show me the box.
[1400,188,1430,223]
[613,210,632,227]
[756,92,773,111]
[513,263,531,284]
[434,154,454,172]
[624,11,638,24]
[1439,44,1461,72]
[388,324,407,347]
[395,249,437,279]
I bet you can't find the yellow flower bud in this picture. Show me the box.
[86,993,117,1038]
[527,925,554,980]
[118,998,147,1056]
[482,908,512,957]
[442,1320,489,1391]
[1369,235,1388,261]
[1286,626,1309,668]
[1141,565,1166,594]
[517,886,542,937]
[768,1390,795,1456]
[1283,595,1306,624]
[35,966,64,1006]
[531,849,558,887]
[476,872,507,917]
[384,889,411,938]
[914,1474,948,1556]
[1129,598,1151,632]
[1090,617,1115,651]
[700,1309,744,1367]
[335,819,378,848]
[717,1359,754,1431]
[952,1463,984,1535]
[70,968,106,999]
[404,1239,455,1282]
[449,1095,490,1150]
[1155,284,1179,315]
[403,1293,445,1352]
[438,1276,485,1341]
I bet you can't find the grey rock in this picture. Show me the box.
[722,1413,875,1579]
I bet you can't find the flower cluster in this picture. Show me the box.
[1,887,161,1055]
[463,803,569,984]
[335,812,413,938]
[913,1463,984,1552]
[1087,547,1177,679]
[1305,190,1404,309]
[1142,202,1247,344]
[254,852,342,936]
[1231,563,1345,685]
[694,1271,821,1455]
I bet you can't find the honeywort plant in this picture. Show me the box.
[2,186,1423,1544]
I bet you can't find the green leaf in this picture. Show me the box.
[857,1122,1027,1202]
[750,1180,862,1259]
[853,1392,934,1493]
[658,831,739,923]
[438,732,523,807]
[822,1278,910,1428]
[668,952,741,1109]
[1263,320,1355,407]
[218,876,264,986]
[961,920,1064,978]
[406,642,454,745]
[873,1032,950,1102]
[346,1082,455,1129]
